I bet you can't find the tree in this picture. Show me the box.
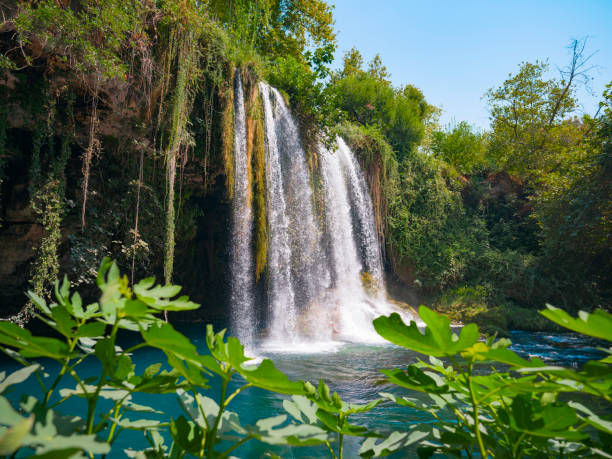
[486,38,596,181]
[257,0,336,63]
[332,52,432,160]
[531,82,612,308]
[339,47,363,78]
[430,121,488,174]
[367,53,390,84]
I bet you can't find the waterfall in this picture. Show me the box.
[229,72,255,346]
[337,137,385,294]
[259,83,331,344]
[318,139,395,342]
[229,80,408,350]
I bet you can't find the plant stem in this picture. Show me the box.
[338,414,345,459]
[324,440,338,459]
[207,377,229,457]
[44,334,79,404]
[87,321,119,433]
[224,383,252,407]
[512,432,526,457]
[219,436,253,458]
[467,362,488,458]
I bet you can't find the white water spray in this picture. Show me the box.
[229,72,255,346]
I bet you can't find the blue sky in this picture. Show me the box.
[329,1,612,130]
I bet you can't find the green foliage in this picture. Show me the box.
[22,88,73,323]
[332,69,430,160]
[331,49,432,159]
[486,59,580,180]
[267,54,341,136]
[207,0,273,49]
[430,121,488,174]
[371,306,612,458]
[257,0,336,63]
[389,152,489,289]
[374,306,479,357]
[529,85,612,308]
[540,305,612,341]
[247,85,269,280]
[13,0,143,79]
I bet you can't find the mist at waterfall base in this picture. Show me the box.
[230,78,405,354]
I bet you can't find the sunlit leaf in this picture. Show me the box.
[569,401,612,435]
[0,415,34,456]
[246,415,329,446]
[380,366,449,394]
[237,359,305,395]
[360,427,432,458]
[0,365,40,395]
[0,396,28,426]
[315,409,375,437]
[540,306,612,341]
[373,308,479,357]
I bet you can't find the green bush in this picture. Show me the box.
[389,152,488,290]
[430,121,488,174]
[332,72,429,161]
[371,306,612,457]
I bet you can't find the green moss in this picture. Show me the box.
[220,67,235,200]
[243,70,268,280]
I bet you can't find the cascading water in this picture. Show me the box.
[229,80,410,351]
[229,72,255,347]
[259,83,331,344]
[318,138,397,342]
[339,137,386,292]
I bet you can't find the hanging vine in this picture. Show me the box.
[161,27,199,290]
[80,78,100,230]
[17,89,74,325]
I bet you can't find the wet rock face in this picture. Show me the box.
[0,151,37,314]
[0,223,41,314]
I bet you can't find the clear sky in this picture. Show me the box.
[329,0,612,130]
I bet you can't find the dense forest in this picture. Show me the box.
[0,0,610,330]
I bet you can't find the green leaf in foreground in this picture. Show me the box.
[0,415,34,456]
[360,427,432,458]
[238,359,306,395]
[380,366,449,394]
[373,307,479,357]
[0,322,71,359]
[0,365,40,395]
[540,305,612,341]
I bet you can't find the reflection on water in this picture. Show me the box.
[0,325,605,458]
